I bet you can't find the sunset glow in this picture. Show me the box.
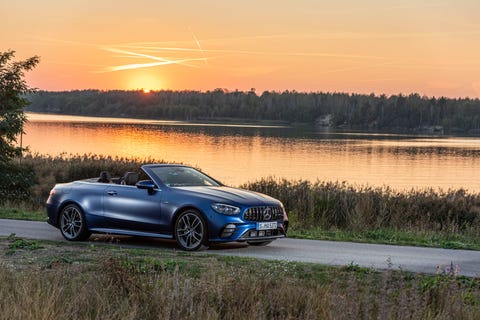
[127,72,163,92]
[2,0,480,97]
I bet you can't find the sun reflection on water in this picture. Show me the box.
[23,114,480,191]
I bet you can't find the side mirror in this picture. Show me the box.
[136,180,156,194]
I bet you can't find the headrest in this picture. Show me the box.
[123,172,138,185]
[98,171,112,183]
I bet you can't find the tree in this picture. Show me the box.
[0,50,39,204]
[0,50,39,162]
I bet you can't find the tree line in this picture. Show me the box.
[25,89,480,134]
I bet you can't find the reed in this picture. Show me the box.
[241,178,480,236]
[16,153,168,208]
[7,154,480,241]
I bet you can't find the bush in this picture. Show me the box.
[0,161,35,204]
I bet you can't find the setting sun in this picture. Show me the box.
[127,72,163,92]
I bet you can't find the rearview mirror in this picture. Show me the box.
[136,180,156,194]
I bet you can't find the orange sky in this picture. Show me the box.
[2,0,480,98]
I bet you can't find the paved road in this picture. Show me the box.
[1,218,479,277]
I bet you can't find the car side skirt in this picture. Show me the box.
[88,228,174,239]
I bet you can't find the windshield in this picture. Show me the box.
[150,166,221,187]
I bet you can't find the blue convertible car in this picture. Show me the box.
[46,164,288,250]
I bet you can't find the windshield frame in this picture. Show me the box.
[143,165,222,188]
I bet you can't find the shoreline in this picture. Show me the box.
[26,111,480,138]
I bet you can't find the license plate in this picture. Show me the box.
[256,222,278,230]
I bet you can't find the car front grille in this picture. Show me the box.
[243,206,284,221]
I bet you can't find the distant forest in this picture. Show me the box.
[26,89,480,134]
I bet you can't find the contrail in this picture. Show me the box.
[100,57,209,72]
[103,47,171,62]
[100,47,209,71]
[112,34,294,47]
[190,30,208,65]
[113,45,390,61]
[117,46,207,52]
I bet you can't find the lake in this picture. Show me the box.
[23,113,480,192]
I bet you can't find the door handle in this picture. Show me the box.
[107,191,118,196]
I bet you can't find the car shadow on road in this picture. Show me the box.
[88,234,249,251]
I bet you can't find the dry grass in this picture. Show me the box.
[242,178,480,237]
[0,238,479,320]
[17,153,168,209]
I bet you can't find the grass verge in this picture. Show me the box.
[0,207,45,222]
[1,236,479,319]
[288,228,480,250]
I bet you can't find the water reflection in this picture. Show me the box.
[23,113,480,191]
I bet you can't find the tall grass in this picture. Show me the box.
[7,154,480,242]
[16,153,168,208]
[241,178,480,236]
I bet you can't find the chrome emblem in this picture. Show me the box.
[263,207,272,220]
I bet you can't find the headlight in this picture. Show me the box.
[211,203,241,215]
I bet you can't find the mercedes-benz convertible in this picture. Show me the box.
[46,164,288,250]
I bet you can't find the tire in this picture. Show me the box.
[174,209,208,251]
[247,241,273,246]
[59,204,91,241]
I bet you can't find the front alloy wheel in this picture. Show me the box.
[175,210,208,251]
[59,204,91,241]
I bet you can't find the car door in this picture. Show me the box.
[102,185,169,234]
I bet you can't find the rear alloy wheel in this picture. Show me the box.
[247,241,273,246]
[59,204,91,241]
[175,210,208,251]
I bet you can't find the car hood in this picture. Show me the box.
[174,186,281,206]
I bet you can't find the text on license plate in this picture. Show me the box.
[256,222,278,230]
